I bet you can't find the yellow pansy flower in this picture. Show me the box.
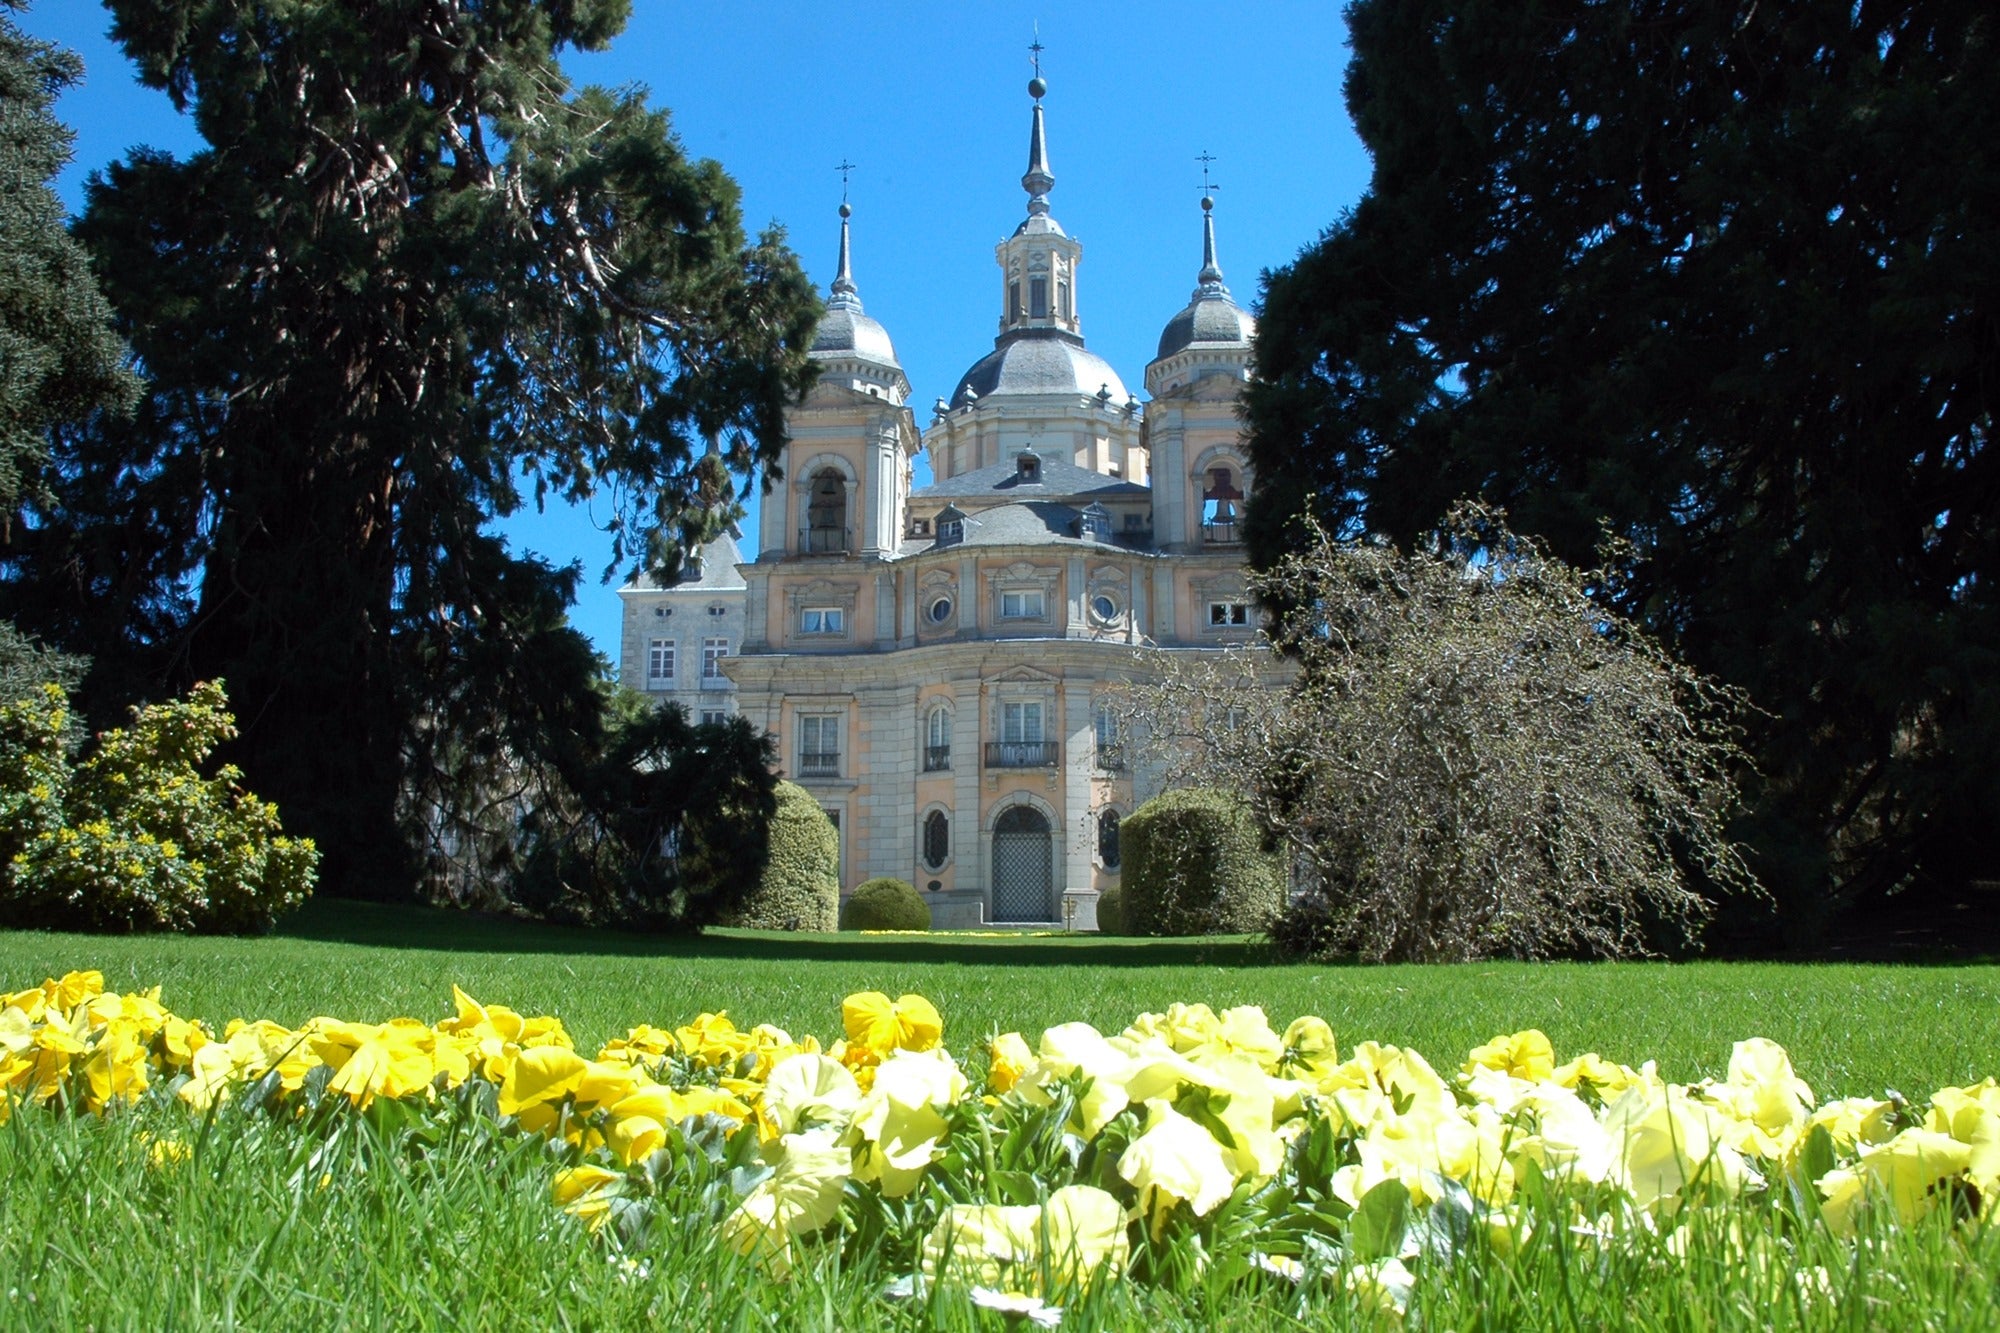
[1118,1098,1236,1239]
[760,1053,862,1139]
[1603,1085,1749,1209]
[921,1185,1131,1293]
[722,1128,853,1272]
[1820,1128,1976,1235]
[841,992,943,1056]
[497,1044,589,1117]
[986,1032,1033,1095]
[1465,1029,1557,1083]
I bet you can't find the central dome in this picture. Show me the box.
[949,329,1128,410]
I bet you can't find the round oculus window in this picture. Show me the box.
[928,596,954,624]
[1091,594,1119,623]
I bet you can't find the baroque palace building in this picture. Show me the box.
[620,76,1262,928]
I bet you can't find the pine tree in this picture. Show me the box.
[1,1,820,898]
[0,2,135,707]
[0,2,137,523]
[1246,1,1999,943]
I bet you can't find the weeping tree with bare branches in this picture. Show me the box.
[1116,506,1757,962]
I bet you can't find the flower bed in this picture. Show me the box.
[4,971,1994,1323]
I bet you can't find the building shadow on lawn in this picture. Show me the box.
[276,898,1290,969]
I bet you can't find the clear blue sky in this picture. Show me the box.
[19,1,1367,672]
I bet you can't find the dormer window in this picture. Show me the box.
[936,504,967,547]
[1016,450,1041,484]
[1080,503,1111,542]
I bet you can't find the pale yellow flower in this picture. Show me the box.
[1118,1098,1236,1238]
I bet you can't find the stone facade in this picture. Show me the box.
[620,82,1267,928]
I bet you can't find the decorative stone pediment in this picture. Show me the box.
[785,578,860,642]
[984,663,1059,686]
[1190,571,1249,602]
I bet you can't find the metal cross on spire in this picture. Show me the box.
[835,158,856,204]
[1197,150,1221,202]
[1029,28,1044,79]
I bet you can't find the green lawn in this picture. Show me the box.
[4,897,1995,1097]
[4,903,1998,1330]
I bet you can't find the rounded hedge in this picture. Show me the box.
[1118,787,1284,936]
[727,781,838,931]
[1094,886,1123,935]
[839,876,930,931]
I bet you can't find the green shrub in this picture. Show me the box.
[1094,886,1123,935]
[838,876,929,931]
[1119,787,1283,937]
[0,681,318,933]
[726,781,838,931]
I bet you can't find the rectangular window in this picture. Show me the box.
[799,714,841,777]
[1208,601,1250,627]
[1000,589,1045,620]
[1009,281,1023,322]
[800,606,844,635]
[702,637,729,679]
[700,710,727,726]
[1030,276,1049,318]
[1002,701,1044,743]
[646,638,675,685]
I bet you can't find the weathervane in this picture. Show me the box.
[1029,28,1044,79]
[1197,150,1221,205]
[835,158,856,205]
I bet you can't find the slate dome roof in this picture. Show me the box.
[949,330,1129,410]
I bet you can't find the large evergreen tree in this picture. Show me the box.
[0,1,137,522]
[1247,1,1998,942]
[0,1,135,705]
[1,1,820,897]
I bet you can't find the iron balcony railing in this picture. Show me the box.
[923,746,952,772]
[1201,519,1240,545]
[1095,744,1127,772]
[985,740,1059,769]
[800,525,852,554]
[797,751,840,778]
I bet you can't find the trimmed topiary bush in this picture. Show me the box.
[1119,787,1284,937]
[727,781,838,931]
[1094,886,1123,935]
[839,876,930,931]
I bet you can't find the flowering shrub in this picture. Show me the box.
[0,682,317,932]
[4,970,1995,1322]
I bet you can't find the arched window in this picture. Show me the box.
[1097,809,1122,870]
[924,705,952,771]
[807,468,847,553]
[923,810,951,870]
[1201,465,1244,543]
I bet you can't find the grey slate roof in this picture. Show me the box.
[1155,295,1257,361]
[625,530,747,592]
[911,454,1148,503]
[926,501,1135,552]
[948,328,1130,410]
[810,304,901,368]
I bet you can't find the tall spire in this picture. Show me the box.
[829,159,861,311]
[1022,40,1054,217]
[1194,153,1230,299]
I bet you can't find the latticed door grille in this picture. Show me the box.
[990,806,1054,922]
